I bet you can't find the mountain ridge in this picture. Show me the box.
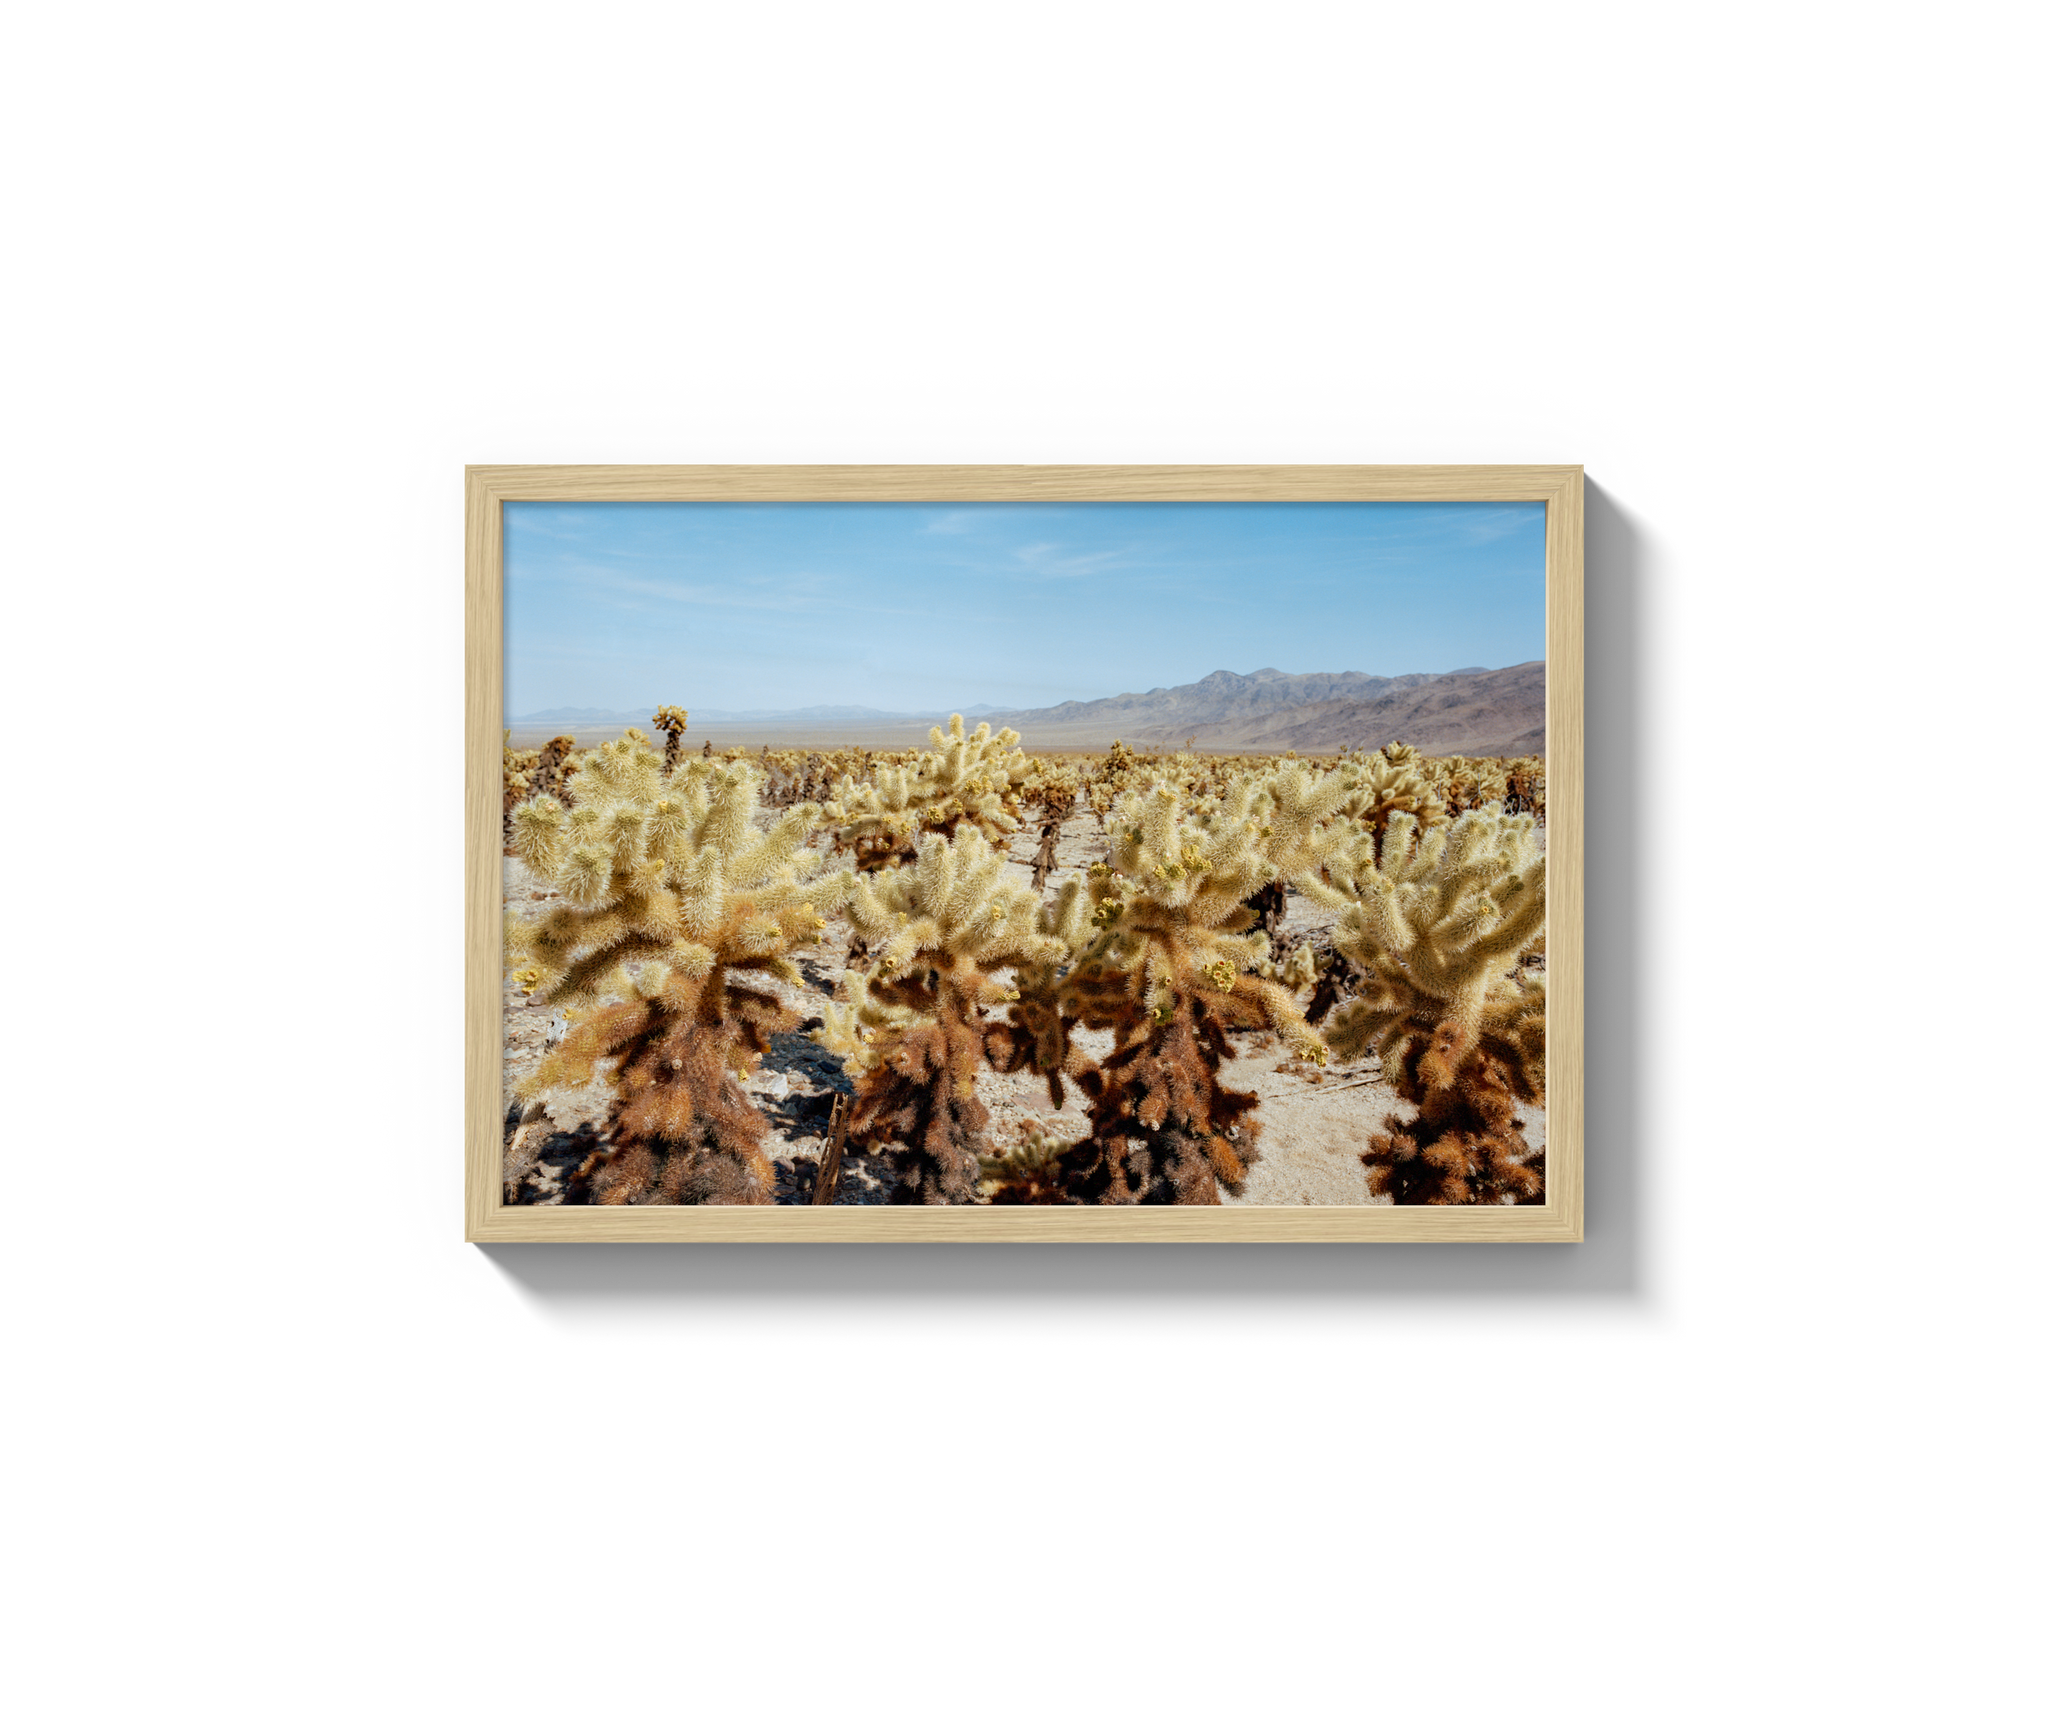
[509,665,1545,756]
[980,662,1544,754]
[510,702,1001,726]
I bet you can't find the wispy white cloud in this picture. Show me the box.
[527,556,929,620]
[1014,542,1125,579]
[1452,506,1543,546]
[922,510,980,535]
[1361,505,1542,548]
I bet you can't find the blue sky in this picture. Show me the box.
[505,502,1546,716]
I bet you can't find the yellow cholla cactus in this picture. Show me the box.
[505,737,852,1205]
[812,825,1068,1203]
[824,714,1029,871]
[1300,805,1547,1204]
[1054,782,1330,1204]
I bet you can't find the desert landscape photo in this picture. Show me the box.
[498,501,1548,1208]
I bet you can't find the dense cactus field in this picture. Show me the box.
[501,710,1546,1208]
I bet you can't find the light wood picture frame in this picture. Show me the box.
[467,465,1583,1242]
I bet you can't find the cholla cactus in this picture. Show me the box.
[1503,758,1544,819]
[506,737,848,1204]
[1303,806,1546,1204]
[825,715,1028,871]
[1344,741,1446,861]
[977,1123,1076,1204]
[503,736,538,785]
[533,735,576,798]
[1023,760,1081,826]
[983,876,1097,1111]
[812,826,1066,1202]
[809,967,919,1103]
[503,734,578,846]
[1056,781,1328,1204]
[1432,753,1509,816]
[503,741,541,846]
[652,704,688,773]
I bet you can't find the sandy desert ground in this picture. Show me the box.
[499,810,1545,1208]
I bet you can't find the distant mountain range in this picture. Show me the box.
[982,663,1545,755]
[510,702,1003,725]
[510,664,1544,756]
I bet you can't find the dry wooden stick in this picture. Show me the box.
[1290,1077,1384,1097]
[811,1093,850,1206]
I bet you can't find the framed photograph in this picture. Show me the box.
[467,466,1582,1241]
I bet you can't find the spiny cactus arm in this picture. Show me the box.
[511,796,572,875]
[1185,879,1272,931]
[1189,957,1326,1061]
[718,903,795,962]
[642,794,696,862]
[772,868,853,936]
[814,970,920,1074]
[1323,978,1431,1066]
[1459,866,1548,972]
[1292,858,1368,913]
[519,991,659,1098]
[908,828,961,916]
[1039,874,1091,949]
[867,916,944,977]
[559,842,627,908]
[679,839,751,932]
[1257,763,1354,879]
[1274,940,1318,992]
[725,803,825,887]
[686,765,757,858]
[976,1131,1076,1203]
[627,865,689,927]
[534,932,686,1009]
[813,1000,872,1070]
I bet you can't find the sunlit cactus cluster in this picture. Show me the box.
[502,733,577,847]
[824,715,1029,870]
